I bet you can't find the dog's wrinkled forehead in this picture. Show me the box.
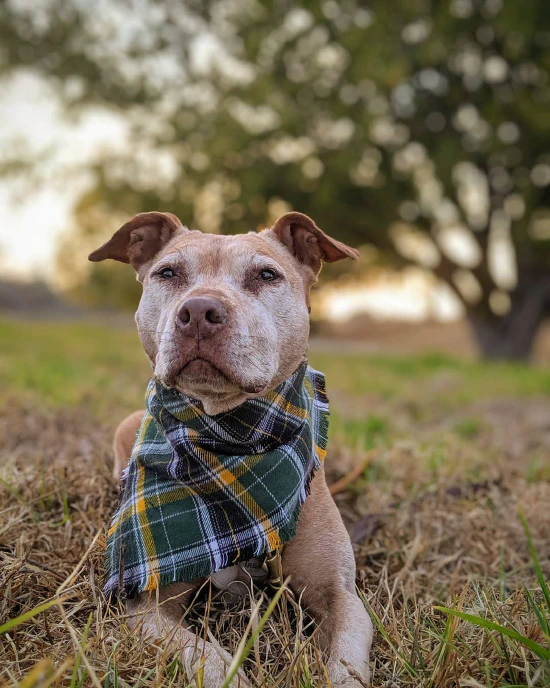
[149,231,302,286]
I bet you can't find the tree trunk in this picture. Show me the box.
[467,277,550,361]
[468,312,539,360]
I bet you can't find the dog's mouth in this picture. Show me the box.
[171,357,266,395]
[180,357,229,381]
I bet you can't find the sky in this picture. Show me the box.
[0,72,127,282]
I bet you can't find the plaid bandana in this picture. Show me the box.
[105,362,329,597]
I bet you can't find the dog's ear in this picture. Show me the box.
[268,212,359,277]
[88,212,186,272]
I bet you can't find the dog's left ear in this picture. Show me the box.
[268,212,359,277]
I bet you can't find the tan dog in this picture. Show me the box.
[90,211,373,687]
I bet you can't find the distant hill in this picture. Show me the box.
[0,280,78,316]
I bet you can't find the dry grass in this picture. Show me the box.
[1,318,549,687]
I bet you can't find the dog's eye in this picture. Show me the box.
[158,268,175,279]
[259,269,278,281]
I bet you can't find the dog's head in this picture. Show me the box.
[89,211,358,413]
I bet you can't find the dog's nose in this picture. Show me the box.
[176,296,228,338]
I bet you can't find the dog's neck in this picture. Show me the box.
[188,389,257,416]
[172,358,308,416]
[172,352,307,416]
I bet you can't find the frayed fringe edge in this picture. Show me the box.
[103,463,322,601]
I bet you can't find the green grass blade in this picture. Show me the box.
[403,600,428,673]
[133,666,156,687]
[221,585,285,688]
[428,611,455,688]
[519,509,550,614]
[70,611,93,688]
[359,590,418,678]
[0,597,63,635]
[49,488,71,528]
[525,586,550,642]
[435,606,550,660]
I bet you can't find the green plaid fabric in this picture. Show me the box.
[105,362,329,597]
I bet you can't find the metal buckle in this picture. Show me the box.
[263,544,295,599]
[265,547,283,589]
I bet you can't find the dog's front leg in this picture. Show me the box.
[126,581,250,688]
[282,470,373,686]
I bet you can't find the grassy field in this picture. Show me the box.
[1,317,549,687]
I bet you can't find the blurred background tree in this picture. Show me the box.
[2,0,550,359]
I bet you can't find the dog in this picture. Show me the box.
[90,210,373,687]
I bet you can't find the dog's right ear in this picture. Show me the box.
[88,212,186,273]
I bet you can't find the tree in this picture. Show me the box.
[2,0,550,358]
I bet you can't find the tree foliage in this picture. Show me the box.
[2,0,550,356]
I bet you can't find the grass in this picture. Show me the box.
[1,317,549,687]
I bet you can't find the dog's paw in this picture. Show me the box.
[327,661,371,688]
[331,678,370,688]
[182,643,250,688]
